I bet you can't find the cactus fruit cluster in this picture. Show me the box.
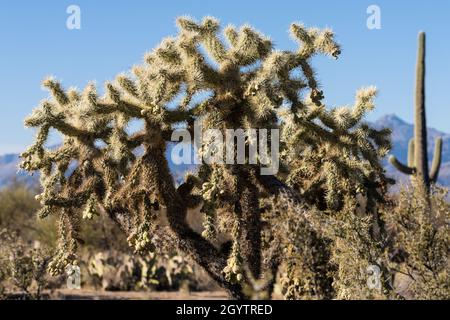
[21,17,393,299]
[389,32,442,189]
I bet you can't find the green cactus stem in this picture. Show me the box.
[389,32,443,189]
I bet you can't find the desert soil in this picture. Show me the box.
[46,289,229,300]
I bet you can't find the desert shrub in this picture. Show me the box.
[0,185,54,299]
[326,198,394,300]
[265,193,396,300]
[383,182,450,299]
[264,196,333,300]
[0,182,209,295]
[0,229,51,299]
[0,183,56,244]
[0,182,219,296]
[0,246,7,298]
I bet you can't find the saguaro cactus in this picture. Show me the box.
[389,32,442,189]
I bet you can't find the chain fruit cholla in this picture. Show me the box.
[21,17,391,299]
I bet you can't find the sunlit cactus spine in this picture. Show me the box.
[389,32,442,189]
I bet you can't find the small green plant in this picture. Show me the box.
[389,32,442,190]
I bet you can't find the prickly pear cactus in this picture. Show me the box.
[86,250,193,291]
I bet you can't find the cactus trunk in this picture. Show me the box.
[389,32,442,191]
[414,32,430,187]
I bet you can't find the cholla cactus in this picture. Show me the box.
[21,17,391,299]
[282,85,392,212]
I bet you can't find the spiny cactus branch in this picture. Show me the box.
[389,155,415,175]
[430,137,443,183]
[408,138,415,167]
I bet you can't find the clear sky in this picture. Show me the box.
[0,0,449,154]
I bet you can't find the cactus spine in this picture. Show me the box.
[389,32,442,189]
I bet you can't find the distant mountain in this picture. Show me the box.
[0,145,196,188]
[1,115,449,189]
[0,153,37,187]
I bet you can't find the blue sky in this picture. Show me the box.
[0,0,449,154]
